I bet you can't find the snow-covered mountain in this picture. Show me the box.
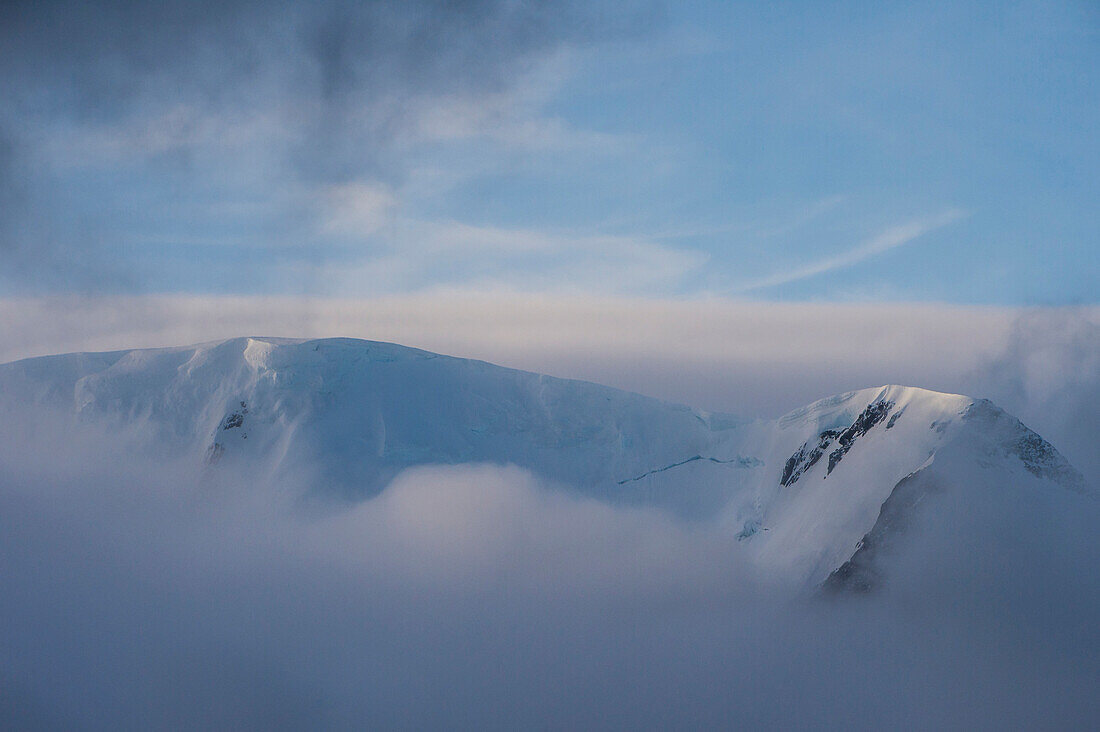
[0,336,1088,590]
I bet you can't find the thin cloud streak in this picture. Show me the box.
[732,209,968,293]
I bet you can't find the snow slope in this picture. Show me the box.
[0,336,1087,589]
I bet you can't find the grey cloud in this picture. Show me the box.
[0,0,600,167]
[964,308,1100,482]
[0,1,578,108]
[0,404,1097,728]
[0,1,629,290]
[0,124,21,251]
[0,294,1024,412]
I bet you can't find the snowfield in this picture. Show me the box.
[0,336,1087,592]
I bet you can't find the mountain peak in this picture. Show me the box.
[0,337,1087,589]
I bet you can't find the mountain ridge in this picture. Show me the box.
[0,336,1087,590]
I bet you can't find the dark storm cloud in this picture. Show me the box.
[0,0,626,290]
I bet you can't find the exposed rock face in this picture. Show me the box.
[781,398,896,487]
[823,469,936,594]
[823,400,1094,595]
[781,430,839,487]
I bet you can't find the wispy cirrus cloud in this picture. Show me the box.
[732,209,968,293]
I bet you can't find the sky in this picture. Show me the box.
[2,6,1099,725]
[1,0,1096,304]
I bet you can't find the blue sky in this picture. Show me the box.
[1,0,1096,303]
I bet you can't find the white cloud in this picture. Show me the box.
[387,49,630,154]
[399,89,626,153]
[0,294,1070,418]
[2,409,1098,728]
[733,209,968,292]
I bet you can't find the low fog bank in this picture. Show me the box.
[963,310,1100,482]
[1,409,1098,729]
[0,296,1095,437]
[0,295,1033,414]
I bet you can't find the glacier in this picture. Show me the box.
[0,335,1088,591]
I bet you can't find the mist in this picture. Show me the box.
[2,0,1096,726]
[2,401,1097,729]
[962,309,1100,481]
[0,295,1096,432]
